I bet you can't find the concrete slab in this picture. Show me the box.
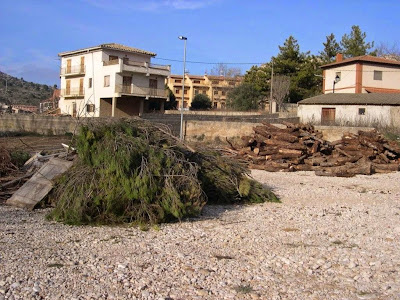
[6,158,74,210]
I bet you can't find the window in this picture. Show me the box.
[184,89,188,95]
[222,91,226,96]
[335,72,341,82]
[213,102,218,108]
[175,89,180,94]
[149,79,157,89]
[202,90,207,94]
[374,70,382,80]
[104,75,110,87]
[86,104,95,113]
[214,90,218,95]
[193,80,201,84]
[358,108,366,115]
[212,80,219,84]
[175,79,182,83]
[109,55,118,61]
[88,78,92,88]
[194,89,199,95]
[229,82,235,86]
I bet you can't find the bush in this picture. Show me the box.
[48,119,278,225]
[190,94,212,110]
[227,83,262,111]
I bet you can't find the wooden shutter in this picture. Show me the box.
[79,78,84,95]
[80,57,85,73]
[66,80,71,95]
[66,59,71,74]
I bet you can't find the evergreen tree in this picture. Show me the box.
[243,65,271,96]
[273,36,305,75]
[340,25,376,58]
[320,33,341,63]
[227,83,262,111]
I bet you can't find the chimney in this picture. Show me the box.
[336,53,343,62]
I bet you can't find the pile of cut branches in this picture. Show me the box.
[0,146,17,176]
[48,118,278,225]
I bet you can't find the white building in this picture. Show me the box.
[298,93,400,127]
[58,43,170,117]
[322,54,400,94]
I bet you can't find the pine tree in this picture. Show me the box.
[340,25,375,58]
[320,33,342,63]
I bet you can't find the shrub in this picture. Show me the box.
[48,119,278,225]
[190,94,212,110]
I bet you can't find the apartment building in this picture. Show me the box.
[167,74,242,109]
[322,53,400,94]
[58,43,170,117]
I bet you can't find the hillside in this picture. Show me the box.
[0,71,54,106]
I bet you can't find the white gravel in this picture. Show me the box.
[1,170,400,300]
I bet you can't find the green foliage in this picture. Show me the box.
[320,33,342,63]
[190,94,212,110]
[165,85,177,110]
[340,25,376,58]
[227,82,262,111]
[0,71,53,107]
[10,150,30,167]
[243,65,271,96]
[48,119,278,225]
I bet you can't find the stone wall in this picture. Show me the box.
[0,114,77,135]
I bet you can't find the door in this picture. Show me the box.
[149,79,157,96]
[321,108,336,125]
[123,76,132,94]
[80,57,85,73]
[66,59,71,74]
[79,78,84,95]
[66,80,71,95]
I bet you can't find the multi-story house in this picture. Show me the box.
[166,74,242,109]
[322,53,400,94]
[58,43,170,117]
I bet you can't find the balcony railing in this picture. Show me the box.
[103,59,119,66]
[61,87,85,98]
[115,85,167,98]
[61,65,85,76]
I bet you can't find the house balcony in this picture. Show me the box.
[115,85,167,99]
[103,59,171,77]
[60,65,86,76]
[61,88,85,98]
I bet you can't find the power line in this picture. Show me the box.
[153,57,265,65]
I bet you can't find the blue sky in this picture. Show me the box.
[1,0,399,85]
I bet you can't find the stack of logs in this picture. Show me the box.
[229,122,400,177]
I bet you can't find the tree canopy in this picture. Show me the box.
[190,94,212,110]
[340,25,376,58]
[320,33,342,63]
[227,82,262,111]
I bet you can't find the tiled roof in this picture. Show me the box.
[298,93,400,105]
[58,43,156,57]
[321,55,400,69]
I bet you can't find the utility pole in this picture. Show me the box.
[269,59,274,113]
[178,36,187,140]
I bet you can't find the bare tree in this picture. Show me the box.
[210,63,241,77]
[272,75,290,111]
[376,42,400,61]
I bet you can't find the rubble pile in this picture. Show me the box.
[228,122,400,177]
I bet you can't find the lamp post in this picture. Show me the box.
[178,35,187,140]
[332,75,340,93]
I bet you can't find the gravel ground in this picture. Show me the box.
[1,170,400,300]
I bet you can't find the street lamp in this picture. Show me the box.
[178,35,187,140]
[332,74,340,93]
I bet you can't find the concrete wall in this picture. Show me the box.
[0,115,77,135]
[298,104,394,127]
[165,110,266,116]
